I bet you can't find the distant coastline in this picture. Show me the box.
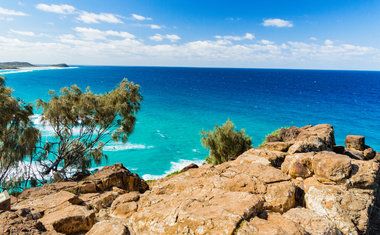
[0,62,69,70]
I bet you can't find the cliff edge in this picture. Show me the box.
[1,124,379,234]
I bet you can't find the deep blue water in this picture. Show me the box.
[2,66,380,179]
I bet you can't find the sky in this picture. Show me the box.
[1,0,380,70]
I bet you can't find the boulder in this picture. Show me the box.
[87,220,129,235]
[288,124,335,153]
[345,135,365,151]
[278,126,302,142]
[181,163,199,172]
[349,160,380,188]
[86,163,149,193]
[264,181,296,213]
[110,193,140,219]
[128,189,264,234]
[0,210,47,234]
[237,214,307,235]
[304,176,377,234]
[0,191,11,211]
[312,151,352,183]
[13,190,82,214]
[261,141,292,152]
[281,153,314,179]
[39,205,95,234]
[363,147,376,160]
[332,145,345,154]
[283,207,340,234]
[240,148,286,168]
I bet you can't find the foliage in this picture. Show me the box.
[166,170,185,177]
[201,119,252,165]
[0,77,40,192]
[36,78,142,179]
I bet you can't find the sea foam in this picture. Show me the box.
[142,159,205,180]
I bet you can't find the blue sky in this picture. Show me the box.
[1,0,380,69]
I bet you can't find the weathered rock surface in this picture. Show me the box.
[86,220,129,235]
[283,207,340,234]
[2,124,380,235]
[345,135,365,151]
[39,205,95,234]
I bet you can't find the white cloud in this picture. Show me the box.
[150,24,161,29]
[215,33,254,41]
[1,33,379,70]
[74,27,135,41]
[0,6,27,16]
[131,14,151,21]
[10,29,35,37]
[149,34,180,42]
[262,18,293,28]
[77,11,123,24]
[310,37,317,41]
[260,40,274,45]
[325,39,334,46]
[36,4,76,14]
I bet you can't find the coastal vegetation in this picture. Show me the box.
[0,77,142,190]
[0,77,40,191]
[35,79,142,179]
[201,119,252,165]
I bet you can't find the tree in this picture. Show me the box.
[201,119,252,165]
[0,77,40,191]
[36,78,142,179]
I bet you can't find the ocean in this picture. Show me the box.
[1,66,380,179]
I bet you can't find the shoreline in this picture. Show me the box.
[0,66,77,74]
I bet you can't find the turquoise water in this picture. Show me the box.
[2,66,380,179]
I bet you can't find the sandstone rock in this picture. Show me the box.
[87,220,129,235]
[237,213,307,235]
[278,126,302,142]
[281,153,314,179]
[267,212,307,234]
[14,190,82,214]
[304,176,376,234]
[333,145,345,154]
[90,191,119,211]
[261,141,292,152]
[86,163,149,193]
[312,151,351,183]
[129,189,264,234]
[78,181,98,193]
[345,148,365,160]
[113,201,138,218]
[181,163,199,171]
[235,150,271,166]
[283,207,340,235]
[237,217,290,235]
[39,205,95,234]
[288,124,335,154]
[111,192,140,212]
[363,147,376,160]
[0,210,47,234]
[265,135,281,143]
[345,135,365,151]
[0,191,11,211]
[240,148,286,168]
[264,181,296,213]
[349,160,380,188]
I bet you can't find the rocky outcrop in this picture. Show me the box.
[1,124,379,234]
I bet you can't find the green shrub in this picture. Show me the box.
[201,119,252,165]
